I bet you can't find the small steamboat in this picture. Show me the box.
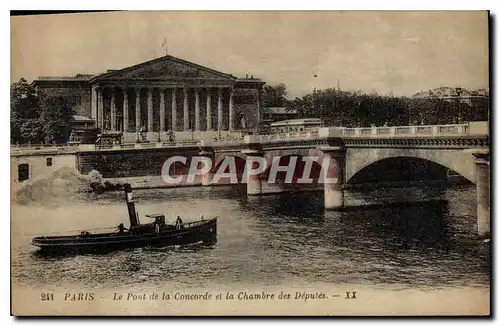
[32,184,217,255]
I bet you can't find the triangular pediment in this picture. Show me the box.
[93,55,236,81]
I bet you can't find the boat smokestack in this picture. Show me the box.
[124,183,140,227]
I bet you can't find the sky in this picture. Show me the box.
[10,11,489,98]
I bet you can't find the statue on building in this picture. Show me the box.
[167,129,175,143]
[69,130,76,142]
[139,125,147,142]
[239,114,247,130]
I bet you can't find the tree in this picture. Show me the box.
[262,83,288,107]
[38,92,75,144]
[11,78,42,144]
[284,86,482,127]
[10,78,75,144]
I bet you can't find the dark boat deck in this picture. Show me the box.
[32,218,217,255]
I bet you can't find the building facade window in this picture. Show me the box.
[46,157,53,166]
[18,164,29,182]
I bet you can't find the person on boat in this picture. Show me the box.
[116,223,128,234]
[175,216,184,230]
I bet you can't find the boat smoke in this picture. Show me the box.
[13,167,116,205]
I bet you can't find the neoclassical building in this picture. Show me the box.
[33,55,265,142]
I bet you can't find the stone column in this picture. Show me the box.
[321,146,346,210]
[183,87,189,131]
[147,88,153,132]
[110,89,116,131]
[217,88,223,131]
[159,88,165,132]
[195,88,201,131]
[97,87,104,130]
[229,88,234,131]
[91,86,97,121]
[243,150,265,196]
[122,88,129,132]
[206,89,212,130]
[171,88,177,132]
[135,88,141,142]
[474,152,490,236]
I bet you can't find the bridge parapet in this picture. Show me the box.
[245,130,322,144]
[240,122,488,145]
[10,144,80,156]
[10,139,202,156]
[340,121,488,138]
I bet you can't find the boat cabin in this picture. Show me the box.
[146,214,166,225]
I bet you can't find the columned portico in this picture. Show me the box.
[95,85,247,135]
[89,55,264,140]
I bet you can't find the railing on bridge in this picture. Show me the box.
[248,121,487,143]
[11,122,488,154]
[341,123,471,137]
[10,139,202,154]
[245,130,321,143]
[94,139,201,151]
[10,143,80,155]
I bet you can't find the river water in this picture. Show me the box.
[11,184,490,292]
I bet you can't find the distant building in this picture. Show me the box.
[262,107,298,125]
[413,87,489,105]
[269,118,322,134]
[72,115,96,131]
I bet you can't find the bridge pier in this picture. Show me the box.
[474,152,490,236]
[243,149,265,195]
[321,146,346,210]
[199,149,214,186]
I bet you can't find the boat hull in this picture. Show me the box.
[32,218,217,255]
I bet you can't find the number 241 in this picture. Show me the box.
[41,293,54,301]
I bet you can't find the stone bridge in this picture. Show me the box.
[11,121,490,235]
[200,121,490,235]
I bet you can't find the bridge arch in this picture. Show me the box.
[345,148,477,184]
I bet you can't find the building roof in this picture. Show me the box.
[35,74,95,81]
[264,107,297,114]
[270,118,321,127]
[91,55,239,82]
[413,86,488,99]
[73,115,95,122]
[32,55,265,88]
